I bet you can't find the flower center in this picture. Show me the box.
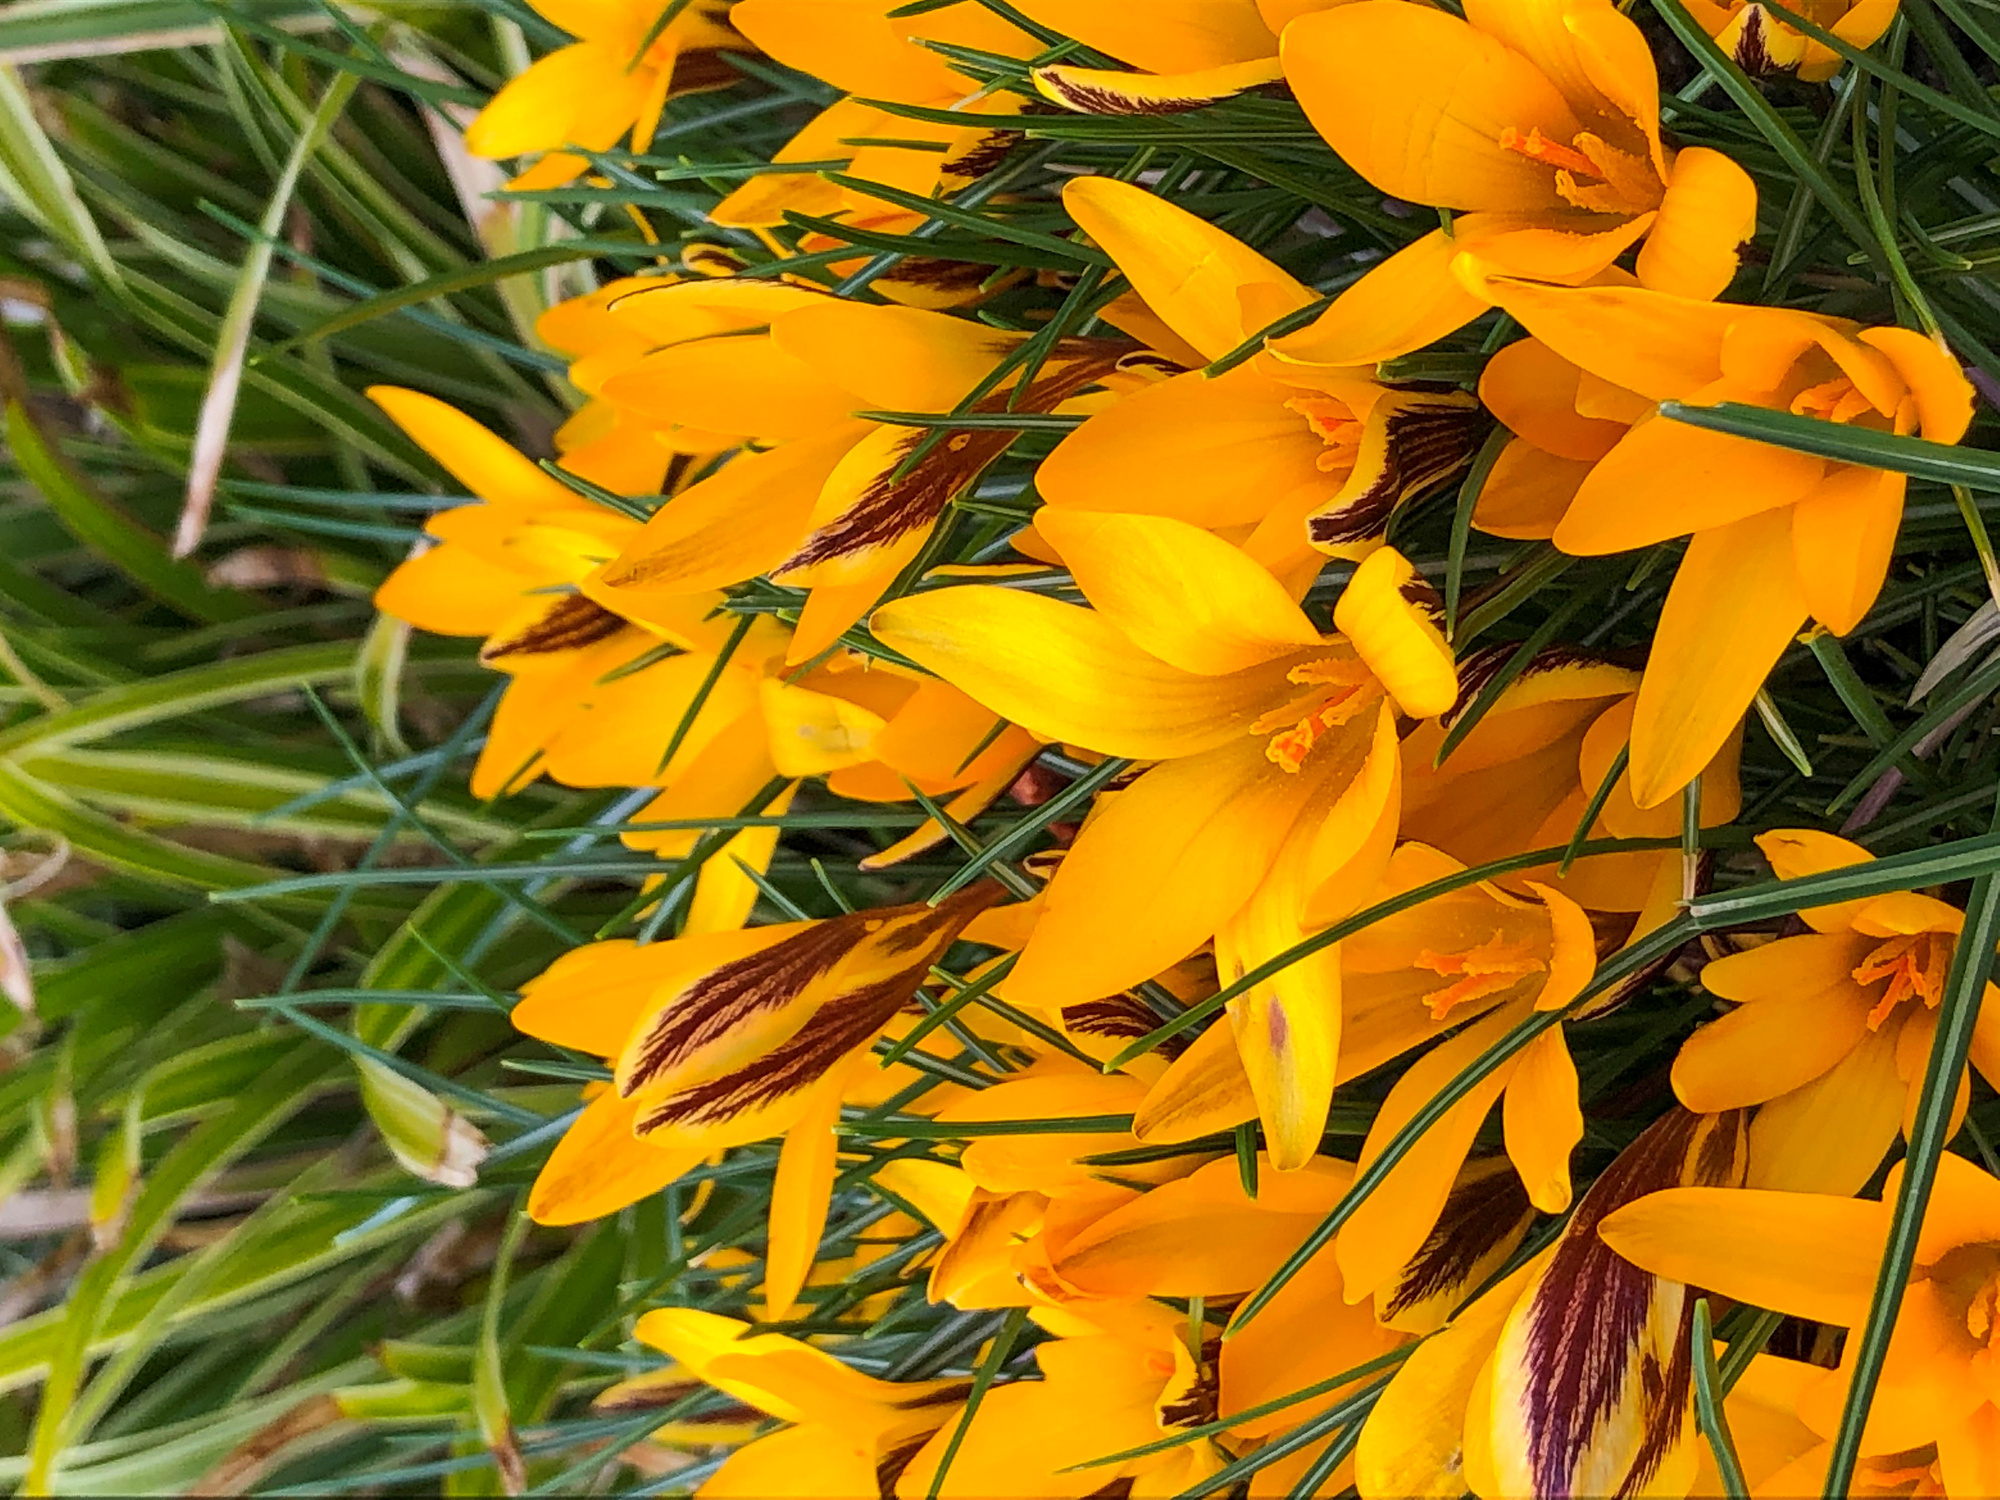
[1251,659,1380,773]
[1415,934,1546,1020]
[1285,395,1362,475]
[1851,932,1952,1028]
[1498,126,1663,216]
[1791,376,1878,426]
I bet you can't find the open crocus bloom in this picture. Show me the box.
[1127,840,1597,1257]
[1014,0,1346,114]
[1358,1108,1749,1500]
[629,1309,968,1500]
[1470,276,1976,808]
[1600,1152,2000,1497]
[368,386,793,799]
[875,516,1458,1166]
[1037,178,1483,585]
[1685,0,1899,81]
[1272,0,1757,366]
[586,280,1144,660]
[510,887,1015,1313]
[463,1,741,192]
[1329,843,1596,1300]
[1673,829,2000,1196]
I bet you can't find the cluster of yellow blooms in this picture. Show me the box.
[369,0,2000,1494]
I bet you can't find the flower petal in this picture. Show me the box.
[369,386,581,508]
[1791,464,1906,635]
[1271,230,1491,369]
[1627,507,1807,809]
[1745,1025,1904,1195]
[1063,175,1313,361]
[1282,3,1579,211]
[1012,0,1280,71]
[1034,56,1285,114]
[1476,278,1738,402]
[1038,363,1337,530]
[871,585,1294,759]
[1633,146,1757,299]
[1009,741,1320,1008]
[1503,1025,1581,1213]
[1596,1186,1887,1327]
[1479,338,1629,461]
[1334,547,1458,719]
[1672,976,1871,1112]
[763,1073,845,1320]
[1037,509,1322,674]
[1552,409,1824,554]
[528,1088,706,1226]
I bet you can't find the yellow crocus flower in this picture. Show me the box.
[875,517,1459,1167]
[1270,0,1758,366]
[1601,1151,2000,1497]
[465,1,743,191]
[1673,829,2000,1196]
[511,885,1013,1314]
[1467,277,1976,808]
[1037,177,1483,586]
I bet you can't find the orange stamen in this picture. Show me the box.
[1852,933,1950,1028]
[1416,935,1545,1020]
[1498,126,1604,179]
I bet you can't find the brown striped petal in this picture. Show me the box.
[771,344,1130,590]
[1305,389,1486,555]
[1478,1108,1749,1500]
[1033,56,1286,116]
[616,884,1004,1105]
[479,593,634,664]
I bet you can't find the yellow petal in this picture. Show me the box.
[763,1074,845,1320]
[1627,506,1807,809]
[589,425,861,599]
[602,333,856,440]
[870,585,1295,759]
[1355,1260,1540,1499]
[1745,1026,1903,1195]
[1038,363,1338,530]
[1860,326,1976,443]
[1336,1006,1521,1301]
[1052,1154,1347,1296]
[1503,1026,1579,1212]
[528,1088,706,1225]
[1271,229,1490,369]
[1333,547,1458,719]
[1552,408,1824,554]
[1008,738,1319,1007]
[1476,277,1737,402]
[1063,175,1314,360]
[1037,509,1322,674]
[1282,2,1579,211]
[514,928,790,1057]
[1479,337,1628,461]
[1011,0,1281,71]
[1471,441,1592,538]
[1596,1186,1887,1326]
[1634,145,1757,299]
[1133,1018,1259,1143]
[772,300,1020,412]
[1791,464,1906,635]
[369,386,580,508]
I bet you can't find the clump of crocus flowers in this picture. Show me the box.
[345,0,2000,1492]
